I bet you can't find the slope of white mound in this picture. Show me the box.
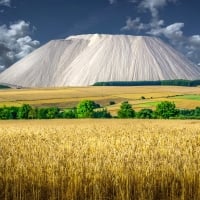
[0,34,200,87]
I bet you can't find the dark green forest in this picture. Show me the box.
[93,80,200,87]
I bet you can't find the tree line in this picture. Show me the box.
[94,80,200,87]
[0,85,10,89]
[0,100,200,120]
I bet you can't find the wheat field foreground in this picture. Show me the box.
[0,120,200,200]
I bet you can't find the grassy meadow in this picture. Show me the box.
[0,86,200,115]
[0,119,200,200]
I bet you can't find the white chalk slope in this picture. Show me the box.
[0,34,200,87]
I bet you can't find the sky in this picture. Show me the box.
[0,0,199,70]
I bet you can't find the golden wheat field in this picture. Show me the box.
[1,86,200,115]
[0,119,200,200]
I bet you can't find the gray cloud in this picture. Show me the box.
[0,20,40,71]
[121,17,149,32]
[185,35,200,64]
[139,0,177,18]
[121,17,165,33]
[122,0,174,33]
[148,23,184,40]
[121,0,200,65]
[0,0,11,7]
[189,35,200,46]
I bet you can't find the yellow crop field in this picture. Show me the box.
[0,119,200,200]
[1,86,200,115]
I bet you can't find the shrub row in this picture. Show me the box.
[1,100,200,120]
[0,101,111,120]
[118,101,200,119]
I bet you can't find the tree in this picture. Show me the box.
[118,102,135,118]
[9,106,19,119]
[179,109,195,118]
[61,108,77,119]
[137,109,153,119]
[77,100,99,118]
[194,107,200,116]
[17,104,33,119]
[36,107,60,119]
[93,109,112,118]
[37,108,49,119]
[0,106,20,119]
[46,107,60,119]
[155,101,178,119]
[0,106,10,119]
[28,109,37,119]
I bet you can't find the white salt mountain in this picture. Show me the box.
[0,34,200,87]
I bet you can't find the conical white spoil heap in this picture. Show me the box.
[0,34,200,87]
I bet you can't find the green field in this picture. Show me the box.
[172,94,200,101]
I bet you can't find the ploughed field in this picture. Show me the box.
[1,86,200,115]
[0,119,200,200]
